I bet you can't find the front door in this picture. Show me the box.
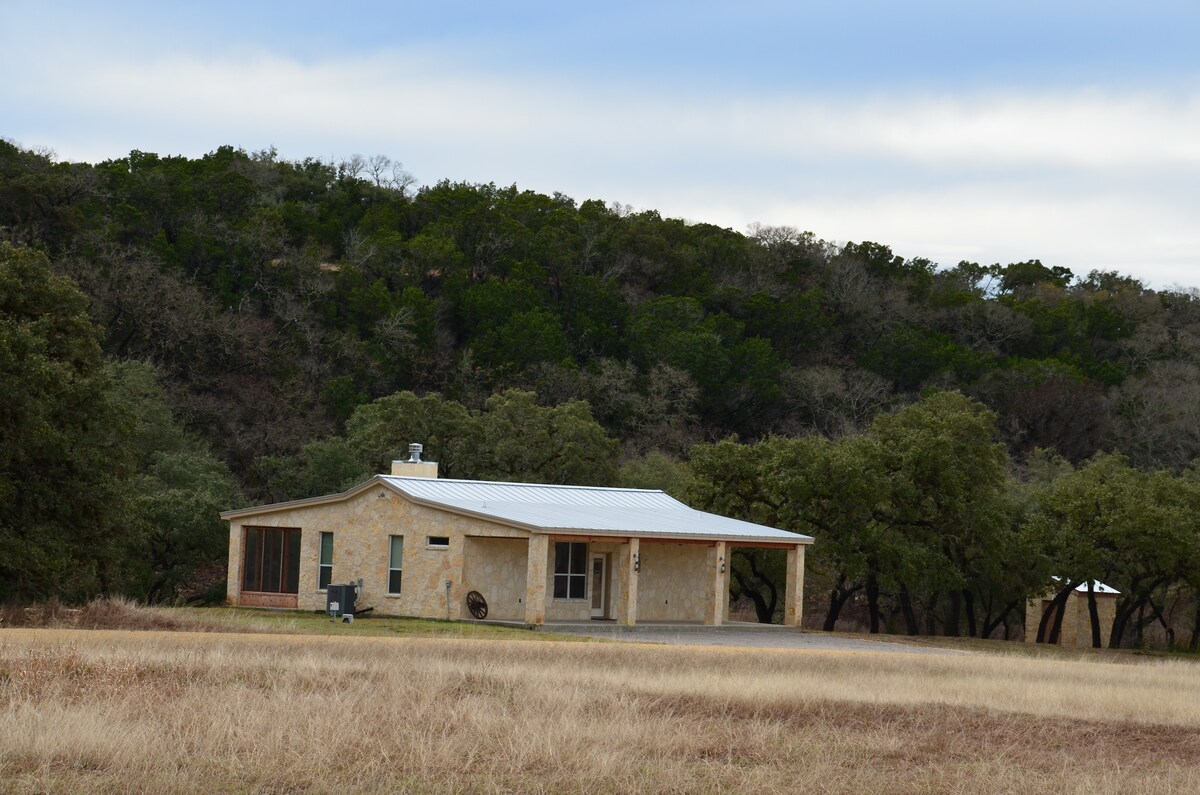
[591,553,607,618]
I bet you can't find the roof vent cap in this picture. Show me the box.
[407,443,424,463]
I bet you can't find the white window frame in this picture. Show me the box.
[388,535,404,595]
[317,531,333,591]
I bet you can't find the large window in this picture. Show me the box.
[242,527,301,594]
[318,532,333,590]
[554,541,587,599]
[388,536,404,595]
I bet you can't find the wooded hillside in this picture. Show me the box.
[4,141,1199,645]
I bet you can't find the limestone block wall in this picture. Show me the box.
[636,542,710,622]
[463,537,527,620]
[1059,597,1082,647]
[1091,595,1118,647]
[1063,593,1117,648]
[544,539,626,621]
[227,485,527,620]
[1023,593,1119,647]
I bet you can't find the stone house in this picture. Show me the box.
[221,448,813,626]
[1024,580,1120,647]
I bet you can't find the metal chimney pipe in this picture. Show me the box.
[407,443,423,463]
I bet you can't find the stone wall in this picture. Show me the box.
[636,542,711,622]
[463,537,528,620]
[1024,592,1119,647]
[227,485,526,619]
[225,486,765,626]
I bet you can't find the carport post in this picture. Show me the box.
[704,541,727,626]
[784,543,806,627]
[524,533,548,626]
[617,537,639,625]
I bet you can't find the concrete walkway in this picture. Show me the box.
[542,622,964,655]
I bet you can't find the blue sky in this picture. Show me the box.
[3,1,1198,287]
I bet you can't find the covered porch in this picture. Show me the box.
[517,533,807,628]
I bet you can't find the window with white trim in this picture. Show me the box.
[388,535,403,595]
[553,541,587,599]
[317,532,333,590]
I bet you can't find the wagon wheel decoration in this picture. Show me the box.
[466,590,489,620]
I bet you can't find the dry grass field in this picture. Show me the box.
[3,612,1200,794]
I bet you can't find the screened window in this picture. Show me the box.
[318,532,333,590]
[388,536,404,595]
[427,536,449,549]
[553,542,587,599]
[242,527,301,594]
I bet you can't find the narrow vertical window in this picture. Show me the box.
[318,532,333,590]
[388,536,404,594]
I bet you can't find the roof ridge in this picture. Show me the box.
[381,475,668,495]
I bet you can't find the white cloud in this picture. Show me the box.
[6,40,1198,287]
[669,186,1199,284]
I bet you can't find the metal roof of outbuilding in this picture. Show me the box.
[1073,580,1120,595]
[382,476,810,542]
[1049,577,1121,595]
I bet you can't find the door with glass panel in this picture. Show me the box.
[590,553,607,618]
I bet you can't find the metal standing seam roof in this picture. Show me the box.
[381,476,811,543]
[1074,580,1120,595]
[1047,577,1120,595]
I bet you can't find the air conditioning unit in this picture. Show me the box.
[326,583,357,622]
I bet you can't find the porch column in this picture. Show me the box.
[784,543,806,627]
[704,541,728,626]
[617,537,640,625]
[226,523,242,606]
[524,533,549,626]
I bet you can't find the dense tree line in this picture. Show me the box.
[2,140,1199,645]
[689,394,1200,648]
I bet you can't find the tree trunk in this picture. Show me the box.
[898,586,920,636]
[1048,594,1070,645]
[824,589,843,632]
[1109,599,1137,649]
[1190,600,1200,653]
[1036,583,1074,644]
[925,591,940,636]
[865,573,881,634]
[944,590,962,637]
[1138,595,1175,651]
[731,567,773,624]
[963,589,977,638]
[981,601,1016,640]
[1087,581,1102,648]
[732,551,778,624]
[823,580,861,632]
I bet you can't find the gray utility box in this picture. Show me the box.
[326,583,357,618]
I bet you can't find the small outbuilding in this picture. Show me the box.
[221,447,813,626]
[1024,580,1121,647]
